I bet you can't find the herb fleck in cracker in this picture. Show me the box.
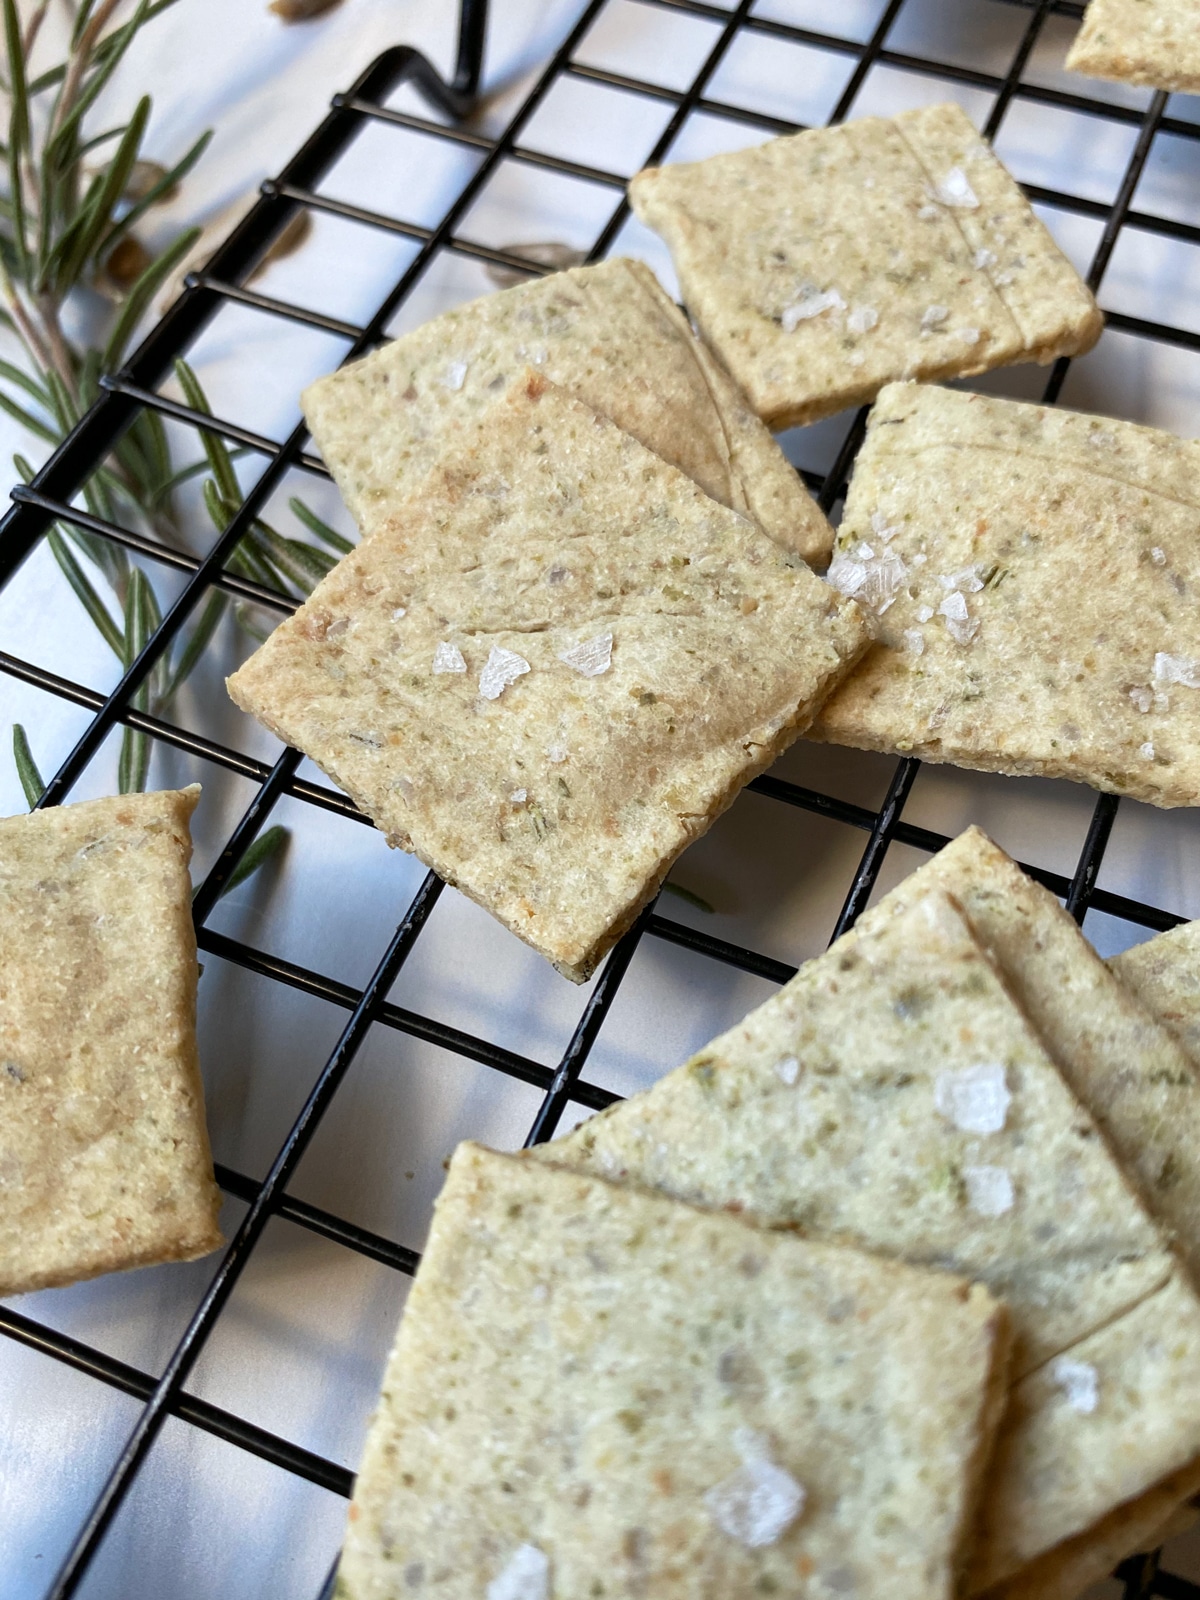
[627,103,1100,429]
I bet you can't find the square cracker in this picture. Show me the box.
[627,102,1101,430]
[1067,0,1200,93]
[535,889,1200,1591]
[335,1141,1009,1600]
[228,377,867,982]
[853,827,1200,1291]
[1111,916,1200,1066]
[810,382,1200,807]
[302,255,832,565]
[0,787,223,1295]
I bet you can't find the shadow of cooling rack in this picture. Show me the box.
[0,0,1198,1596]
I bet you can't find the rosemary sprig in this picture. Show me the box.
[2,2,341,903]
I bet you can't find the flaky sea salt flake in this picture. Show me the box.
[774,1055,800,1086]
[870,509,899,542]
[487,1544,550,1600]
[1140,742,1156,761]
[545,741,568,765]
[936,167,980,208]
[559,631,613,677]
[432,641,466,674]
[963,1164,1014,1218]
[1129,686,1153,713]
[1154,652,1200,689]
[705,1440,805,1550]
[510,789,527,803]
[973,247,997,270]
[782,287,845,332]
[939,590,979,644]
[479,645,531,701]
[848,304,879,335]
[392,606,407,620]
[1152,548,1167,566]
[439,360,469,391]
[954,326,980,344]
[916,604,935,623]
[934,1061,1011,1134]
[921,304,950,331]
[903,629,925,656]
[1050,1357,1099,1414]
[939,567,984,594]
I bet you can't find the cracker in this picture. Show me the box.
[1067,0,1200,94]
[627,103,1101,430]
[536,890,1200,1590]
[335,1141,1009,1600]
[302,255,832,565]
[228,377,867,982]
[1111,917,1200,1065]
[0,788,223,1295]
[978,1456,1200,1600]
[852,826,1200,1290]
[810,382,1200,807]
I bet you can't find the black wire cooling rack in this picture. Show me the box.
[3,0,1200,1595]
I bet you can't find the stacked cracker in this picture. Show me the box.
[335,829,1200,1598]
[1067,0,1200,94]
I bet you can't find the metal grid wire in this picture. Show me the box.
[0,0,1197,1594]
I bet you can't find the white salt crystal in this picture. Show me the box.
[440,360,469,391]
[782,287,845,331]
[479,645,531,700]
[934,1061,1011,1134]
[432,641,466,674]
[1129,686,1153,713]
[939,590,979,645]
[559,631,613,677]
[1140,742,1156,761]
[848,304,879,334]
[392,606,407,620]
[939,567,984,594]
[510,788,527,803]
[870,509,899,542]
[705,1446,805,1549]
[828,546,907,615]
[827,556,869,599]
[973,247,997,270]
[546,741,568,764]
[487,1544,549,1600]
[903,629,925,656]
[1050,1357,1099,1414]
[916,604,935,623]
[774,1055,800,1085]
[963,1164,1014,1218]
[921,304,950,330]
[936,166,980,208]
[1154,652,1200,689]
[918,204,941,221]
[1152,547,1167,565]
[954,326,980,344]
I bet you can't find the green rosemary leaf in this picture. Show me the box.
[176,359,241,502]
[0,384,58,443]
[288,495,353,554]
[150,449,246,509]
[27,62,65,96]
[52,95,150,293]
[202,475,235,533]
[101,223,199,371]
[163,587,226,701]
[118,566,154,792]
[97,127,211,259]
[207,823,289,899]
[256,526,337,590]
[46,525,125,656]
[3,0,29,279]
[11,724,45,808]
[48,0,153,170]
[0,354,55,407]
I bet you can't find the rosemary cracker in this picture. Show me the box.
[627,102,1101,430]
[811,382,1200,806]
[303,255,832,565]
[0,788,223,1296]
[1111,916,1200,1065]
[536,890,1200,1592]
[228,377,866,982]
[854,826,1200,1289]
[336,1142,1009,1600]
[1067,0,1200,93]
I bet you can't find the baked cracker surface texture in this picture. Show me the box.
[626,102,1101,430]
[302,254,832,565]
[0,787,223,1296]
[228,377,867,983]
[851,826,1200,1290]
[1111,916,1200,1065]
[1067,0,1200,93]
[810,381,1200,806]
[534,889,1200,1592]
[335,1141,1009,1600]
